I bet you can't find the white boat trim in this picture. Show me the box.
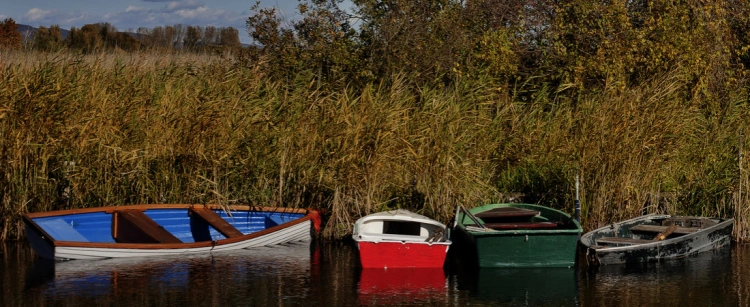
[352,209,452,244]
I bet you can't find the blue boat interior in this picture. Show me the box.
[31,209,305,243]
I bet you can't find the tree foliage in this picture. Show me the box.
[33,25,64,52]
[0,18,22,50]
[242,0,750,100]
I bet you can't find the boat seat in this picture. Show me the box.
[474,207,540,219]
[631,225,699,235]
[466,222,559,230]
[596,237,653,245]
[35,218,89,242]
[112,209,182,244]
[189,207,245,238]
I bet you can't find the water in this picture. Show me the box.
[2,241,747,306]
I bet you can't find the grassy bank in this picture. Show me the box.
[1,51,749,241]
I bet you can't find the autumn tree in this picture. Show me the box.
[64,23,140,53]
[203,26,218,46]
[137,27,154,49]
[108,32,140,51]
[184,25,202,51]
[33,25,64,51]
[220,27,242,51]
[0,18,22,50]
[247,0,357,84]
[294,0,359,84]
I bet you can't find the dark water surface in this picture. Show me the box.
[2,241,747,306]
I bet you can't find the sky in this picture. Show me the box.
[1,0,313,44]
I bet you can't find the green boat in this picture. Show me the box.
[451,203,582,268]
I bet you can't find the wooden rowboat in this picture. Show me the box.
[579,214,733,265]
[353,209,452,268]
[23,204,321,260]
[451,203,582,268]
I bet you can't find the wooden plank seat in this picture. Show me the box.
[474,207,541,219]
[631,225,699,235]
[465,222,559,230]
[596,237,653,245]
[189,207,244,239]
[112,209,182,244]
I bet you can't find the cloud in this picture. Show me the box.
[125,6,149,13]
[25,8,57,22]
[163,1,204,13]
[24,8,90,27]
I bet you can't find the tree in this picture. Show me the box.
[246,0,358,83]
[220,27,242,50]
[137,27,154,49]
[203,26,218,46]
[34,25,64,51]
[0,18,22,50]
[184,26,202,51]
[172,24,186,49]
[78,23,104,53]
[109,32,140,51]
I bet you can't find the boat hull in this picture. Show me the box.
[452,203,582,268]
[356,241,450,269]
[580,214,734,265]
[352,209,452,269]
[23,204,319,260]
[453,226,580,267]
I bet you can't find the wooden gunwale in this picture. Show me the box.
[23,204,312,250]
[465,222,560,230]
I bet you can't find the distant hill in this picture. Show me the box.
[17,24,70,41]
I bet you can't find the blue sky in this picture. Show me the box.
[1,0,313,44]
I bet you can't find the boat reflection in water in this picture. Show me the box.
[579,246,736,306]
[457,267,578,306]
[27,242,317,304]
[357,268,448,305]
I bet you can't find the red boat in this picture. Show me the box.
[353,209,452,269]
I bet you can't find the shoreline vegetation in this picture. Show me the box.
[1,50,748,242]
[2,1,750,242]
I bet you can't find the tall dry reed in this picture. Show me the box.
[1,51,749,241]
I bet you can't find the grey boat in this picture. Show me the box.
[580,214,733,265]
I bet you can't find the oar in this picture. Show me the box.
[575,175,581,223]
[455,206,489,231]
[653,224,679,241]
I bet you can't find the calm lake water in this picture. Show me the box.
[2,240,748,306]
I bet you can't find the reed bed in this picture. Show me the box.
[1,51,749,241]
